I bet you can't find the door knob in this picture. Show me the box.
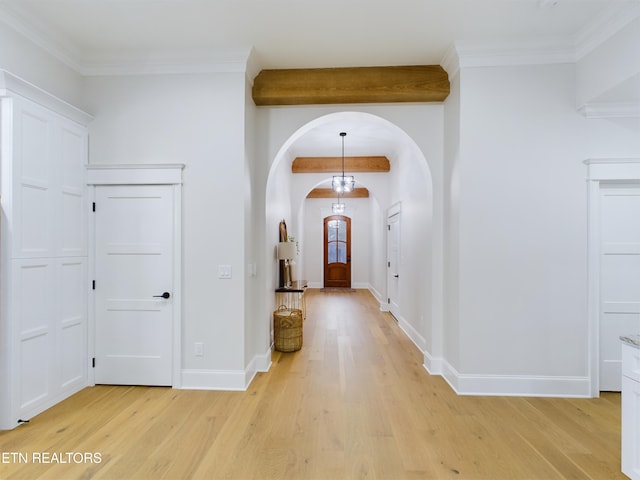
[153,292,171,299]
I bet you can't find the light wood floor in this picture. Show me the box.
[0,289,624,480]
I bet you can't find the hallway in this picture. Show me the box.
[0,289,623,479]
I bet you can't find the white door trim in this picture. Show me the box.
[86,164,184,388]
[585,158,640,397]
[386,202,401,315]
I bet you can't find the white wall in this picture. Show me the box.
[459,64,590,378]
[441,63,626,395]
[442,71,462,374]
[83,73,249,384]
[244,71,269,371]
[387,136,437,353]
[368,194,386,302]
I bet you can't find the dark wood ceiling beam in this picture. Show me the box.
[252,65,449,106]
[306,188,370,199]
[292,156,390,173]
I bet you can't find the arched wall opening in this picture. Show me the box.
[263,108,443,366]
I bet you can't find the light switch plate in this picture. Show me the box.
[218,265,232,279]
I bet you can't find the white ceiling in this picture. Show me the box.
[1,0,636,70]
[1,0,637,162]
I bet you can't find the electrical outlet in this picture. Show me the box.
[195,342,204,356]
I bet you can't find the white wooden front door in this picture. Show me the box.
[94,185,174,385]
[599,184,640,391]
[387,213,401,320]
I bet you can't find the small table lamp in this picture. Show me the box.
[277,241,297,288]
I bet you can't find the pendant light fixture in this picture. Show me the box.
[332,190,346,214]
[332,132,355,194]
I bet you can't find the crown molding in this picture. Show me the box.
[441,45,460,78]
[441,2,640,74]
[78,47,254,76]
[0,4,83,73]
[0,69,93,125]
[2,1,638,78]
[453,38,576,69]
[245,48,262,85]
[0,4,255,77]
[578,101,640,119]
[574,2,640,60]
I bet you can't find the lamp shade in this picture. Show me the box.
[277,241,297,260]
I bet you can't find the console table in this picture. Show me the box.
[275,280,308,320]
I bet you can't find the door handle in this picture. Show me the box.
[153,292,171,299]
[394,275,399,278]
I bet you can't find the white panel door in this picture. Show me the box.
[95,185,174,386]
[13,96,54,258]
[387,214,401,320]
[59,121,88,257]
[14,260,55,411]
[600,185,640,391]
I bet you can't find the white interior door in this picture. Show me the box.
[599,184,640,391]
[387,213,401,320]
[94,185,174,385]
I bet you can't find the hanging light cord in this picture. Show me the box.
[341,131,346,179]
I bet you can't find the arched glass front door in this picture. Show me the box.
[324,215,351,288]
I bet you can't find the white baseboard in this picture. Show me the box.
[367,284,388,311]
[397,315,426,352]
[181,369,248,391]
[181,347,272,391]
[244,348,272,386]
[439,360,591,397]
[423,350,443,375]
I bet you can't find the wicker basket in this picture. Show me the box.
[274,305,303,352]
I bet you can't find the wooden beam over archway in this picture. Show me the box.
[306,188,370,199]
[252,65,449,106]
[292,156,390,173]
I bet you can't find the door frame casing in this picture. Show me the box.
[585,158,640,397]
[386,202,401,318]
[86,164,184,388]
[323,214,351,288]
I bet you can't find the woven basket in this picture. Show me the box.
[274,305,303,352]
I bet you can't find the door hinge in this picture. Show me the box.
[92,357,96,368]
[388,261,390,268]
[387,298,390,304]
[92,280,96,290]
[92,202,96,212]
[388,225,390,231]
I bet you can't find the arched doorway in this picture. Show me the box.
[263,110,439,370]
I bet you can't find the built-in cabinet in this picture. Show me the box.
[0,71,92,429]
[622,341,640,480]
